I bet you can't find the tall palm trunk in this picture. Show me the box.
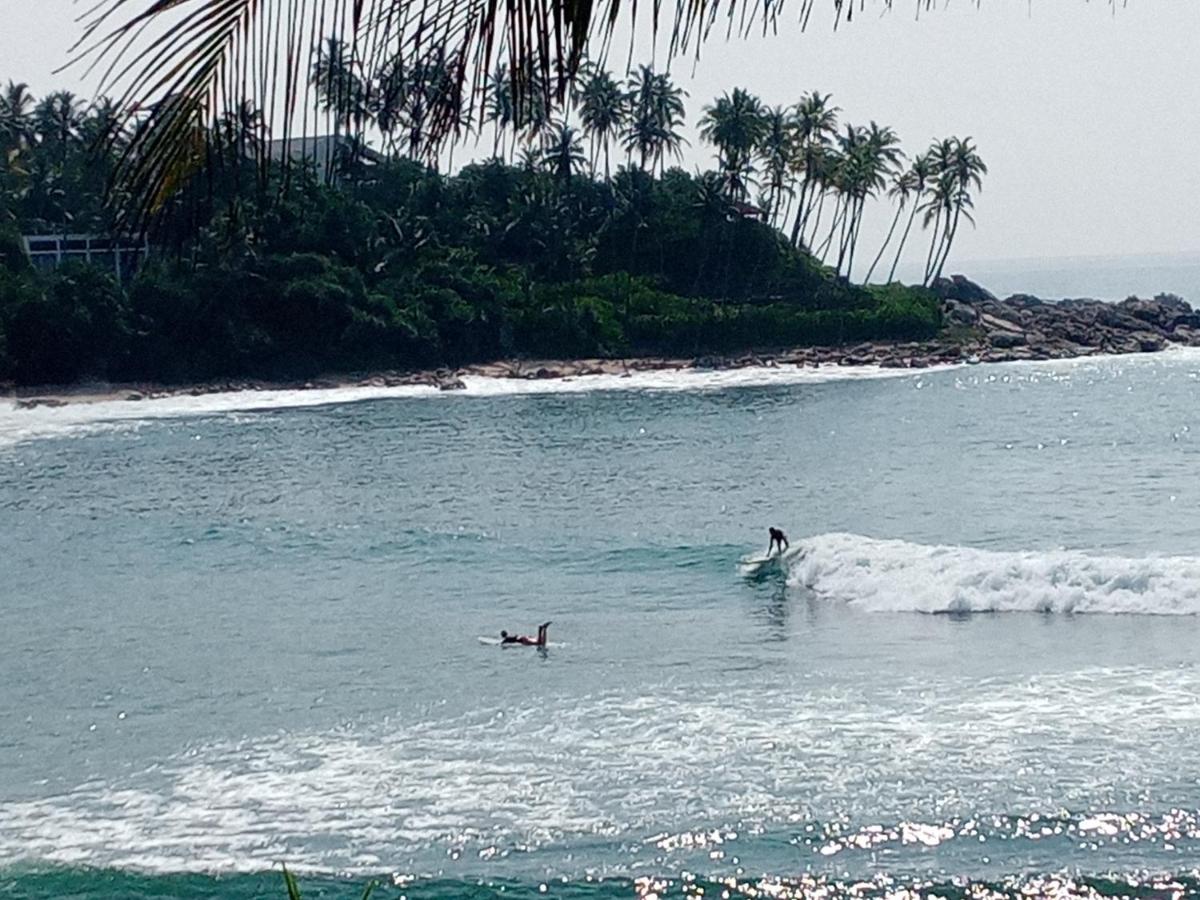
[932,200,965,283]
[887,200,921,283]
[922,205,944,286]
[836,196,860,275]
[816,195,846,261]
[805,191,828,253]
[865,201,905,283]
[849,197,869,279]
[845,198,867,281]
[781,177,798,235]
[789,177,810,246]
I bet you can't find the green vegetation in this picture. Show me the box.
[0,72,961,386]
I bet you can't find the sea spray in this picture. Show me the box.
[789,533,1200,614]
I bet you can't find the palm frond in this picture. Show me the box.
[70,0,1104,226]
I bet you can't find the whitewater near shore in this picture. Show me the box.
[6,334,1200,898]
[7,344,1200,456]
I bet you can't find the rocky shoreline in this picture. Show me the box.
[8,276,1200,409]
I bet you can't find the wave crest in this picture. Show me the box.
[787,533,1200,615]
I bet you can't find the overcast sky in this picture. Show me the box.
[3,0,1198,271]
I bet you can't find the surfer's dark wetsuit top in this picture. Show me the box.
[500,622,551,647]
[768,528,789,555]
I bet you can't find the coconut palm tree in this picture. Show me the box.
[788,91,840,247]
[920,137,957,284]
[927,137,987,283]
[0,81,35,151]
[699,87,766,201]
[483,64,514,160]
[34,92,84,150]
[577,63,626,181]
[372,56,409,157]
[71,1,1083,225]
[884,153,934,283]
[840,121,903,279]
[541,120,586,181]
[511,64,554,154]
[622,66,687,175]
[312,38,369,130]
[757,106,795,227]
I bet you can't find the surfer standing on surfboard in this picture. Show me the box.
[500,622,551,646]
[767,528,789,557]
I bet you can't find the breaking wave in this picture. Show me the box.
[788,533,1200,615]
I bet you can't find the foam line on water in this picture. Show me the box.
[4,667,1200,875]
[789,532,1200,614]
[0,362,939,449]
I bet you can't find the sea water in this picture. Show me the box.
[3,351,1200,899]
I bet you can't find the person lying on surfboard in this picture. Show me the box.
[767,528,789,557]
[500,622,551,646]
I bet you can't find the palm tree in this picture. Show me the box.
[372,56,409,157]
[788,91,840,247]
[927,137,987,283]
[34,92,84,150]
[920,137,957,284]
[483,64,514,160]
[758,106,795,227]
[885,153,934,283]
[0,81,35,151]
[312,37,369,129]
[541,120,586,181]
[512,64,554,154]
[840,121,903,279]
[577,63,626,181]
[622,66,687,175]
[73,1,1077,224]
[699,87,766,201]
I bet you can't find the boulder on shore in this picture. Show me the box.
[931,275,998,304]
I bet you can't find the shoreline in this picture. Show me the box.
[0,340,1176,412]
[0,339,1174,411]
[7,281,1200,410]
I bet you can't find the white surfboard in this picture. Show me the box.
[738,545,803,577]
[738,552,785,576]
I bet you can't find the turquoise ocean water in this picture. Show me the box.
[4,350,1200,899]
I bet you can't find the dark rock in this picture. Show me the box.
[942,299,980,327]
[1134,334,1166,353]
[437,377,467,391]
[1171,313,1200,330]
[125,391,145,401]
[1003,293,1047,310]
[990,332,1027,349]
[533,367,563,379]
[1094,306,1148,332]
[931,275,998,304]
[16,398,68,409]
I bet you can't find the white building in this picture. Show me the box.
[21,235,149,280]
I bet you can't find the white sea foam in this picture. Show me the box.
[4,667,1200,875]
[0,362,935,450]
[789,532,1200,615]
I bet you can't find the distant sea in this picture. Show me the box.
[953,251,1200,303]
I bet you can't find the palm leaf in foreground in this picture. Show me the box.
[70,0,1102,226]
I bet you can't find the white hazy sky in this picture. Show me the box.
[2,0,1198,268]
